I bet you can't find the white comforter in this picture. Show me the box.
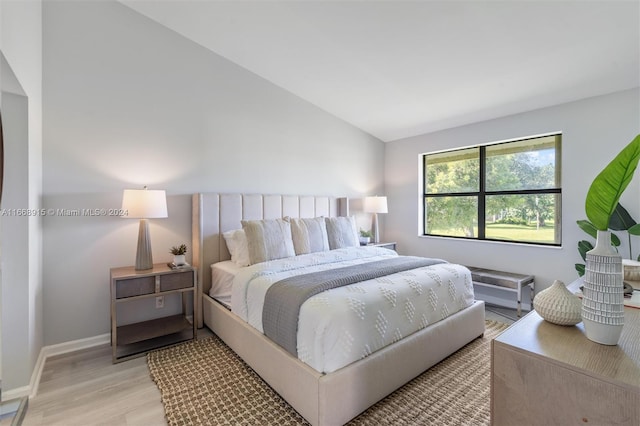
[231,246,474,373]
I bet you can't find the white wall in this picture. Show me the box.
[42,1,384,345]
[0,0,43,395]
[385,88,640,308]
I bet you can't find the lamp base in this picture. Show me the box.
[135,219,154,270]
[371,213,380,244]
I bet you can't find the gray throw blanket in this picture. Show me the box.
[262,256,446,357]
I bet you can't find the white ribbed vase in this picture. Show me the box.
[582,230,624,345]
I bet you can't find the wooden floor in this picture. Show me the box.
[19,305,517,425]
[22,344,167,426]
[484,303,521,324]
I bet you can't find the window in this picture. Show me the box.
[422,134,561,246]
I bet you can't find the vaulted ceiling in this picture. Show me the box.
[120,0,640,142]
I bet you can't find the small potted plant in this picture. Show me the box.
[359,229,372,245]
[170,244,188,266]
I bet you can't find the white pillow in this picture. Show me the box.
[288,217,330,255]
[241,219,296,265]
[325,216,359,249]
[288,218,311,255]
[303,217,330,253]
[222,229,250,267]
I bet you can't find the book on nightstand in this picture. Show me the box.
[167,262,191,270]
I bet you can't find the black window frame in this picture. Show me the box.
[422,133,562,246]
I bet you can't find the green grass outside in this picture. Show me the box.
[430,222,556,244]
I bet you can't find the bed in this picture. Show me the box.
[192,193,486,426]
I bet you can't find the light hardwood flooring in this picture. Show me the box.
[484,303,521,324]
[22,344,168,426]
[18,305,517,425]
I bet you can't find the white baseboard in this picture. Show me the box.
[2,385,29,401]
[1,333,110,401]
[40,333,110,359]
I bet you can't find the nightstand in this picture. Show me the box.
[368,242,397,251]
[110,264,197,363]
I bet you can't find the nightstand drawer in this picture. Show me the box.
[160,270,194,291]
[116,276,155,299]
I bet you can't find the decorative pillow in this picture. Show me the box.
[303,217,330,253]
[287,217,330,255]
[325,216,359,250]
[222,229,250,267]
[288,218,311,255]
[241,218,296,265]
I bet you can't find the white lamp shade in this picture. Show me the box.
[364,196,388,214]
[122,189,168,219]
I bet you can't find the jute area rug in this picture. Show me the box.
[147,320,509,426]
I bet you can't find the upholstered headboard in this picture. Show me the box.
[192,193,348,327]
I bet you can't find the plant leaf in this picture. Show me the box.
[609,203,637,230]
[577,240,593,261]
[577,219,597,239]
[611,232,621,247]
[629,223,640,236]
[585,134,640,230]
[577,219,620,245]
[575,263,585,277]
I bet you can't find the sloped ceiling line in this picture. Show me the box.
[119,0,640,142]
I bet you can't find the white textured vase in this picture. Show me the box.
[173,254,186,266]
[582,230,624,345]
[533,280,582,326]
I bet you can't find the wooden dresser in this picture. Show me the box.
[491,278,640,425]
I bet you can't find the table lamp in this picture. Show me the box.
[122,187,168,270]
[364,196,388,244]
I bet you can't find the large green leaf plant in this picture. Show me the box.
[608,203,640,259]
[575,134,640,276]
